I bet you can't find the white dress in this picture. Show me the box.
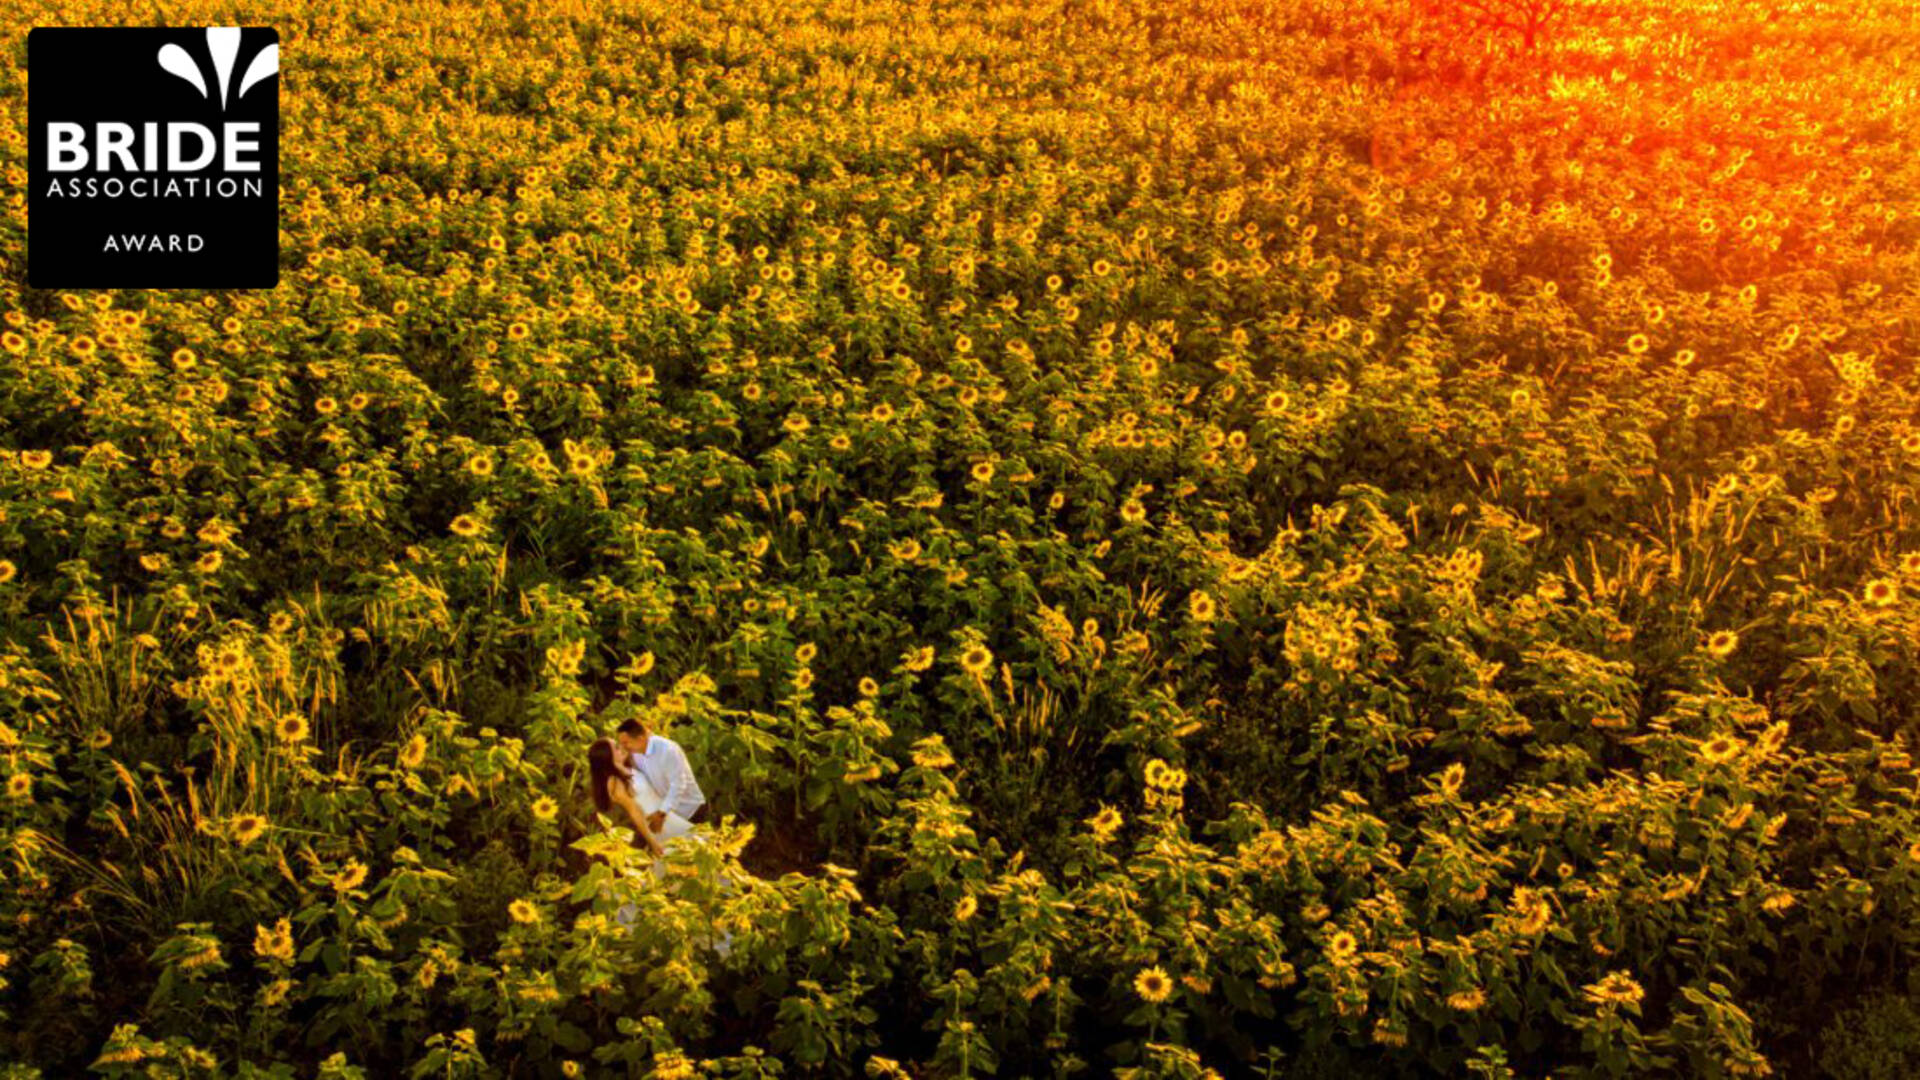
[613,771,733,958]
[630,769,695,845]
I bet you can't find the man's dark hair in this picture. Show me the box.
[616,718,646,737]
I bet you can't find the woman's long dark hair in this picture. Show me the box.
[588,738,619,814]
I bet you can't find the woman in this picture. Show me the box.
[588,737,668,859]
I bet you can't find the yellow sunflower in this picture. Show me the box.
[1583,971,1645,1007]
[230,815,269,845]
[1144,758,1172,788]
[398,733,428,769]
[959,644,993,677]
[1133,966,1172,1003]
[1700,734,1744,765]
[331,860,369,892]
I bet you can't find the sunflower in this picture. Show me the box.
[0,560,16,585]
[398,733,428,769]
[1188,590,1217,622]
[871,402,895,422]
[1583,971,1645,1007]
[86,728,113,750]
[531,796,559,822]
[1447,988,1487,1012]
[1087,805,1123,840]
[783,413,811,434]
[507,321,529,341]
[1144,758,1172,788]
[858,676,880,697]
[230,815,269,845]
[1700,734,1744,764]
[970,460,995,484]
[1705,630,1739,657]
[889,538,922,561]
[20,450,51,470]
[1133,966,1172,1003]
[902,645,936,672]
[1626,333,1651,354]
[1512,888,1552,935]
[467,455,495,477]
[953,895,978,922]
[195,551,224,574]
[508,899,540,924]
[959,644,993,677]
[6,774,30,800]
[1264,389,1290,415]
[277,714,310,743]
[254,918,294,963]
[331,860,369,892]
[171,347,197,369]
[1865,579,1898,607]
[450,515,483,538]
[1119,499,1147,524]
[1327,931,1358,963]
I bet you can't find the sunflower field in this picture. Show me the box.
[3,0,1919,1075]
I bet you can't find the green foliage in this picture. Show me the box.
[1,0,1918,1075]
[1818,993,1920,1080]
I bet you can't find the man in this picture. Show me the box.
[614,717,709,834]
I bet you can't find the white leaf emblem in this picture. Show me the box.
[157,43,208,99]
[156,27,277,110]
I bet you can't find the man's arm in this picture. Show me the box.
[658,739,702,820]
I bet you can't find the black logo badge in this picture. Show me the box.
[29,27,280,289]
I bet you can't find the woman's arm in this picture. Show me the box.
[608,778,668,857]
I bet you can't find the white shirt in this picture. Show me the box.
[628,733,705,821]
